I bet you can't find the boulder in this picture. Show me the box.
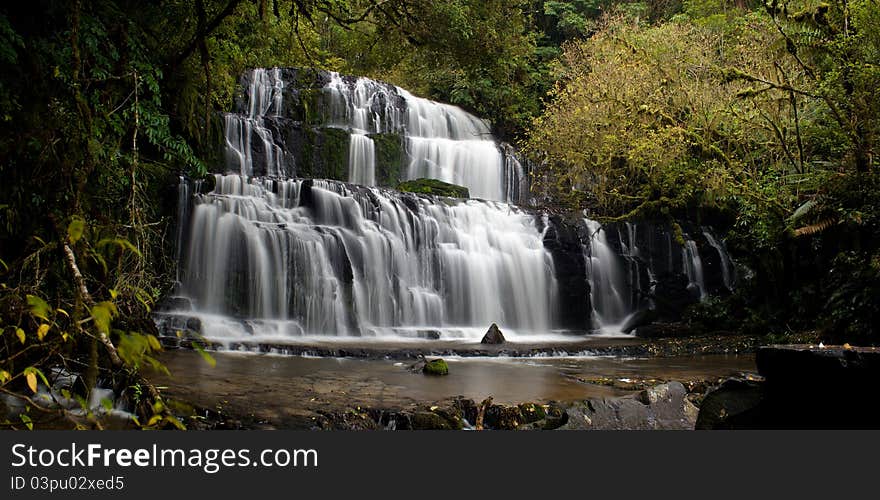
[695,378,764,429]
[481,323,506,344]
[558,382,698,430]
[396,178,469,198]
[484,404,524,430]
[422,358,449,376]
[754,345,880,428]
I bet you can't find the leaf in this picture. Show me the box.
[193,342,216,368]
[24,366,50,389]
[67,216,86,244]
[26,295,51,320]
[90,301,118,334]
[789,199,818,222]
[20,414,33,430]
[36,324,49,341]
[25,372,37,393]
[101,398,113,412]
[146,335,161,351]
[16,327,25,344]
[0,369,10,384]
[96,238,142,257]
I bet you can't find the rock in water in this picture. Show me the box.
[423,359,449,376]
[396,178,470,198]
[481,323,506,344]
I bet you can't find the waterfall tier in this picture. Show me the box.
[172,175,557,340]
[221,68,527,203]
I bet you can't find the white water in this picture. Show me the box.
[322,72,521,202]
[682,237,707,300]
[583,219,639,335]
[224,68,288,177]
[702,227,735,291]
[176,175,558,340]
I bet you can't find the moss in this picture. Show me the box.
[397,178,470,198]
[368,132,405,187]
[297,127,349,181]
[423,358,449,376]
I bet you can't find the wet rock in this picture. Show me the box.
[481,323,506,344]
[409,411,454,430]
[397,178,469,198]
[417,330,441,340]
[633,322,695,339]
[558,382,697,430]
[453,397,478,425]
[542,215,591,330]
[517,403,547,424]
[695,378,764,429]
[484,404,524,430]
[160,296,193,312]
[621,309,656,334]
[423,359,449,376]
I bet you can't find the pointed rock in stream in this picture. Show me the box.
[481,323,506,344]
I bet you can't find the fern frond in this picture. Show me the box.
[793,217,837,237]
[789,199,818,222]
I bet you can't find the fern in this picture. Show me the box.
[788,198,818,222]
[793,217,837,237]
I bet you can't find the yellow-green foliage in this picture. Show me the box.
[526,11,816,218]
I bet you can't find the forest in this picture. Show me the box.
[0,0,877,430]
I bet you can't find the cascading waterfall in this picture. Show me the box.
[176,175,558,340]
[582,219,647,334]
[163,67,739,344]
[682,236,707,300]
[702,228,735,291]
[224,68,289,178]
[322,72,520,202]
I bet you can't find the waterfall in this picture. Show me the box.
[321,72,516,202]
[702,227,735,291]
[224,68,289,178]
[583,219,637,334]
[682,237,707,300]
[164,68,741,344]
[175,175,558,340]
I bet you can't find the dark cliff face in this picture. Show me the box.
[540,215,591,330]
[594,219,736,323]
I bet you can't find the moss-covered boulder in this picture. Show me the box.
[397,178,469,198]
[423,358,449,376]
[409,411,453,430]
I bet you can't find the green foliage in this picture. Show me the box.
[822,251,880,344]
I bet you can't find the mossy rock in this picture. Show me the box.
[409,411,453,430]
[397,178,469,199]
[295,127,350,181]
[423,358,449,376]
[368,132,405,187]
[518,403,547,424]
